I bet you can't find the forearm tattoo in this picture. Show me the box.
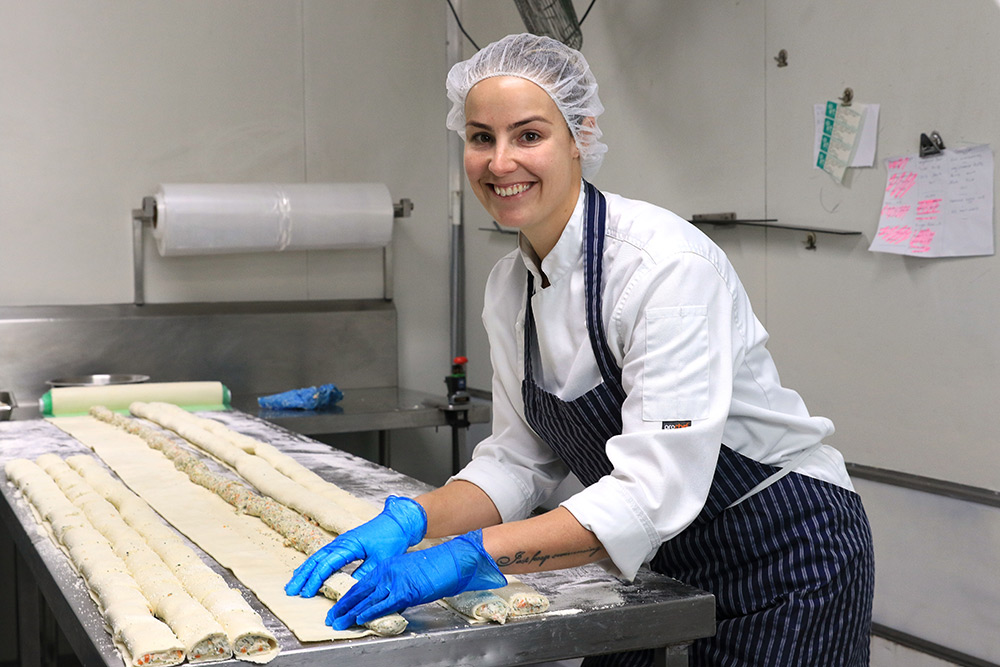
[494,546,603,570]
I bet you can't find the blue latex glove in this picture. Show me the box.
[327,529,507,630]
[258,383,344,410]
[285,496,427,598]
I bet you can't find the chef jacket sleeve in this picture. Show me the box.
[560,250,739,580]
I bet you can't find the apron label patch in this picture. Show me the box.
[662,420,692,429]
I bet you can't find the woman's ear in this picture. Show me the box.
[573,117,597,158]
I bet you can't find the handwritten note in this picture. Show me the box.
[816,101,867,183]
[869,144,994,258]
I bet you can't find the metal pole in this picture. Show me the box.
[132,216,145,306]
[447,0,465,361]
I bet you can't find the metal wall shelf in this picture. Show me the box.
[689,215,863,249]
[846,462,1000,509]
[689,216,863,236]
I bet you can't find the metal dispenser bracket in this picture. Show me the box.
[131,196,157,306]
[131,193,413,306]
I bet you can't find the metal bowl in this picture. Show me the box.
[46,374,150,388]
[0,390,14,421]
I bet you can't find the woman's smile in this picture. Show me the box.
[491,182,534,198]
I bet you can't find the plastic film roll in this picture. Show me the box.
[41,381,230,416]
[152,183,394,256]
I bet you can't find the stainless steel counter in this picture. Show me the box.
[4,388,490,434]
[237,388,491,474]
[231,388,491,435]
[0,412,715,667]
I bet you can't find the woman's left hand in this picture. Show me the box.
[285,495,427,598]
[327,529,507,629]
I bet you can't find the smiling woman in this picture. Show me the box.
[445,32,606,267]
[289,32,876,667]
[462,76,582,260]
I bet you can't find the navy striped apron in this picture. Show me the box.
[521,182,875,666]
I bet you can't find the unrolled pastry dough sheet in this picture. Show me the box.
[49,415,366,643]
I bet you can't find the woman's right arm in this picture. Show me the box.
[416,480,503,539]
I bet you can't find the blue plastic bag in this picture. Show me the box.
[258,383,344,410]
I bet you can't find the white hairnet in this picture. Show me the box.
[446,33,607,179]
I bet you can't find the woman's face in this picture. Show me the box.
[463,76,582,258]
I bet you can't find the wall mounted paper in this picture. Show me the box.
[815,101,867,183]
[152,183,393,256]
[869,145,994,258]
[814,103,879,168]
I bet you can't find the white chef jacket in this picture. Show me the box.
[453,184,853,580]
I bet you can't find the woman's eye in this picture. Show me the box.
[521,131,541,143]
[469,132,493,144]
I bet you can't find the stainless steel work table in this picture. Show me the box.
[7,386,492,475]
[0,411,715,667]
[230,388,492,474]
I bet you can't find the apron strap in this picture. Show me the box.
[725,443,824,509]
[582,182,624,394]
[523,274,537,382]
[523,181,624,395]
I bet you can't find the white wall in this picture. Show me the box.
[763,1,1000,490]
[456,1,1000,665]
[0,0,454,473]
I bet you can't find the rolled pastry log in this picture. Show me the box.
[496,578,550,616]
[87,409,407,637]
[126,403,555,624]
[183,412,550,619]
[5,459,185,667]
[443,590,510,624]
[319,572,409,636]
[36,454,232,663]
[159,403,380,523]
[65,454,280,663]
[129,402,366,535]
[442,576,552,623]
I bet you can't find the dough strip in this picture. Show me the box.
[5,458,186,667]
[90,406,406,637]
[34,454,234,663]
[124,403,548,626]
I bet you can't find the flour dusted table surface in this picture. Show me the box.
[0,411,715,667]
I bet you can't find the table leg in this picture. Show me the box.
[451,425,464,475]
[41,600,60,667]
[653,644,690,667]
[15,549,39,667]
[15,550,59,667]
[378,430,390,468]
